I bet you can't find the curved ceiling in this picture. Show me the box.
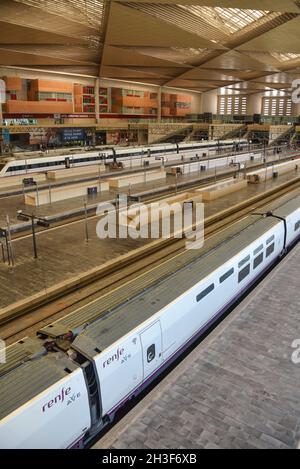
[1,0,300,94]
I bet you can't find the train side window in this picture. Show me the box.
[219,268,234,284]
[238,255,250,268]
[196,283,214,302]
[253,244,263,256]
[147,344,156,363]
[295,220,300,231]
[238,264,250,283]
[253,253,264,269]
[266,243,275,257]
[266,235,275,244]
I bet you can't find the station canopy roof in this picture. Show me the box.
[1,0,300,94]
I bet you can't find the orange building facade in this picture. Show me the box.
[162,93,192,117]
[1,75,193,120]
[74,84,108,114]
[3,77,74,115]
[111,88,158,116]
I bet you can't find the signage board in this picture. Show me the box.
[61,128,85,142]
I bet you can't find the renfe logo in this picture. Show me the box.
[103,347,124,368]
[42,387,71,413]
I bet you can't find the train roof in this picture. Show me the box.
[71,214,280,358]
[0,353,79,421]
[274,194,300,217]
[54,193,300,358]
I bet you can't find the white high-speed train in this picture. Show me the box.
[0,194,299,448]
[0,140,249,177]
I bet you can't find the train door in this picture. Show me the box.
[65,157,70,168]
[140,321,163,380]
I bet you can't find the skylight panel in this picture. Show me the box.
[179,6,270,35]
[271,52,300,62]
[14,0,105,28]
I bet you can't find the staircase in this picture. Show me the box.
[154,125,194,144]
[185,126,210,142]
[269,125,295,147]
[290,129,298,145]
[219,124,248,140]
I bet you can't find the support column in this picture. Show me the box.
[0,78,4,126]
[292,101,300,117]
[95,77,100,124]
[0,102,3,155]
[247,93,262,116]
[157,86,162,123]
[201,90,218,114]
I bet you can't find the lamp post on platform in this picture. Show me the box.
[17,210,50,259]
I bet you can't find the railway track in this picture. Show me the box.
[1,176,300,344]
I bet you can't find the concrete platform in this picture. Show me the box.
[24,180,109,206]
[197,178,248,202]
[107,169,166,188]
[0,152,299,207]
[46,164,106,180]
[0,166,242,226]
[0,173,47,189]
[1,167,298,228]
[95,243,300,449]
[248,160,299,183]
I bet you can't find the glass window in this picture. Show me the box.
[238,264,250,283]
[266,243,275,257]
[238,255,250,268]
[217,95,248,115]
[266,235,275,244]
[262,96,292,116]
[295,220,300,231]
[196,283,214,302]
[253,253,264,269]
[219,268,234,284]
[253,244,263,256]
